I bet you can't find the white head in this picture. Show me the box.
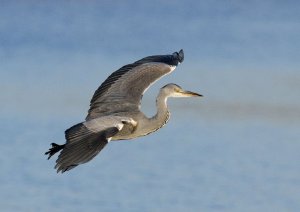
[161,83,203,98]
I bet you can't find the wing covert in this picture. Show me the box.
[55,116,136,173]
[86,49,184,120]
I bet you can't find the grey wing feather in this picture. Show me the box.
[55,116,134,173]
[87,63,175,120]
[86,50,184,120]
[55,123,118,173]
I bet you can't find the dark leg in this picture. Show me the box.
[45,143,65,160]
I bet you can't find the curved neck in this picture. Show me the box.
[149,90,170,131]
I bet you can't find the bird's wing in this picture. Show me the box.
[55,116,136,173]
[86,50,184,120]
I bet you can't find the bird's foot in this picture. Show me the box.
[45,143,65,160]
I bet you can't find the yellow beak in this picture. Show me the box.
[181,90,203,97]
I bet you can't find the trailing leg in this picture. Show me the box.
[45,143,65,160]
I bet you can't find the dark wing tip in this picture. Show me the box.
[172,49,184,64]
[178,49,184,63]
[135,49,184,66]
[57,164,78,173]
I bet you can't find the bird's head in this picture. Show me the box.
[161,83,203,98]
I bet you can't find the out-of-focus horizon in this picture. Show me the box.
[1,1,299,211]
[1,1,299,125]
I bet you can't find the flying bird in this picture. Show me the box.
[45,49,202,173]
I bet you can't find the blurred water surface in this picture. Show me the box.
[0,1,299,211]
[1,116,299,211]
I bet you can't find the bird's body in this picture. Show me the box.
[110,96,169,140]
[46,49,202,173]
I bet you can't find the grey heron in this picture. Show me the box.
[45,49,202,173]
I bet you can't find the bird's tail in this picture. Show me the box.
[45,143,65,160]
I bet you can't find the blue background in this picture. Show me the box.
[1,1,299,211]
